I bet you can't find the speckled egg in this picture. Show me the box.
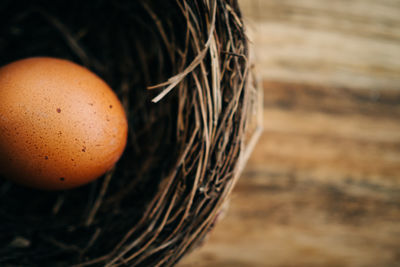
[0,57,128,190]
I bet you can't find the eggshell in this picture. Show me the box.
[0,57,128,190]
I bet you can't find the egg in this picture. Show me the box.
[0,57,128,190]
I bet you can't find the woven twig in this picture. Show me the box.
[0,0,261,266]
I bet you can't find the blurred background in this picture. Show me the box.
[179,0,400,266]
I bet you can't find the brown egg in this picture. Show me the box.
[0,57,128,190]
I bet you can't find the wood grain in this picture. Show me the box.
[240,0,400,91]
[178,1,400,266]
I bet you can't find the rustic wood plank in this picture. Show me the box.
[254,81,400,187]
[240,0,400,91]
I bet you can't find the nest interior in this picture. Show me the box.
[0,0,253,266]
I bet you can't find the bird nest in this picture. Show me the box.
[0,0,262,266]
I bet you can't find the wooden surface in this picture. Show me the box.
[240,0,400,91]
[178,1,400,267]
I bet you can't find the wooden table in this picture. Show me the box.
[179,1,400,266]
